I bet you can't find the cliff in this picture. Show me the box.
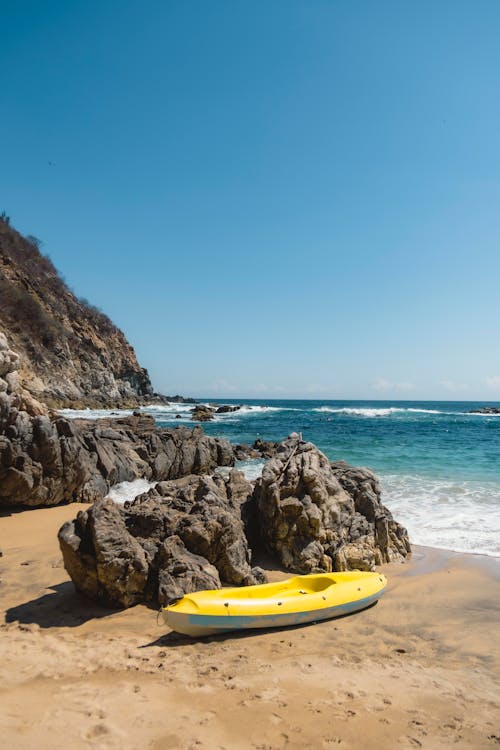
[0,217,153,407]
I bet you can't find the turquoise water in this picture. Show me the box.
[193,400,500,482]
[61,400,500,556]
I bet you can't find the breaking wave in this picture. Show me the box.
[381,473,500,557]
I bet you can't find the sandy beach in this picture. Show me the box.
[1,503,499,750]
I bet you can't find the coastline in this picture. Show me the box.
[1,504,499,749]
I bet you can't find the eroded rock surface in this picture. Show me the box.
[0,331,234,507]
[191,405,214,422]
[0,220,153,407]
[59,471,265,607]
[253,435,410,573]
[59,434,411,608]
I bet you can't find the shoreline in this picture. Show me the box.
[1,504,499,749]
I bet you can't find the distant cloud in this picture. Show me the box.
[208,379,239,394]
[440,379,468,392]
[485,376,500,388]
[372,378,415,392]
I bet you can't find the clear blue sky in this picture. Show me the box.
[1,1,500,399]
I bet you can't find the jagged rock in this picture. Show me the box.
[214,405,241,414]
[0,333,235,508]
[58,470,265,607]
[330,461,411,566]
[157,536,221,605]
[1,413,234,507]
[253,439,278,458]
[253,435,410,573]
[468,407,500,415]
[191,405,214,422]
[59,499,150,607]
[233,443,260,460]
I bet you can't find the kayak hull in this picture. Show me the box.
[162,572,387,637]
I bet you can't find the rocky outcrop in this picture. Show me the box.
[190,404,242,421]
[1,412,234,508]
[0,331,234,507]
[58,433,411,608]
[0,219,153,407]
[233,439,278,461]
[165,395,198,404]
[252,439,278,458]
[468,407,500,415]
[214,405,241,414]
[191,405,214,422]
[58,471,265,607]
[253,435,410,573]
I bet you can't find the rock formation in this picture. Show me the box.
[468,407,500,415]
[191,405,214,421]
[58,471,266,607]
[253,435,410,573]
[252,438,278,458]
[214,405,241,414]
[0,218,153,407]
[0,331,234,508]
[190,404,241,421]
[58,433,411,609]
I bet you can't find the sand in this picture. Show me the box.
[1,504,499,750]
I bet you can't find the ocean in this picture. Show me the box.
[60,399,500,558]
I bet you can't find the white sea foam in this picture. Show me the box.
[58,408,134,420]
[404,408,442,414]
[235,458,267,481]
[107,478,157,505]
[313,406,397,417]
[313,406,444,417]
[142,403,193,413]
[228,405,300,415]
[464,411,500,417]
[380,473,500,557]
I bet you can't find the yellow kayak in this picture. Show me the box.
[162,571,387,637]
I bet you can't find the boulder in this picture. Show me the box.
[0,333,235,508]
[191,405,214,422]
[157,536,221,605]
[253,435,410,573]
[59,470,266,607]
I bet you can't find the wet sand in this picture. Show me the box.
[1,503,499,749]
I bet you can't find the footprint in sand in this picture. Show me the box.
[85,722,112,738]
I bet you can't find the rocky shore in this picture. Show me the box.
[1,328,410,609]
[58,434,410,608]
[0,331,234,507]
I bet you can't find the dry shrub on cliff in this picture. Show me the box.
[0,216,152,404]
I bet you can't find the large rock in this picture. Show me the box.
[1,414,234,508]
[191,405,214,422]
[253,435,410,573]
[59,435,411,608]
[214,405,241,414]
[58,471,265,607]
[0,332,235,508]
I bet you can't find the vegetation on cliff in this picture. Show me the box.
[0,217,152,406]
